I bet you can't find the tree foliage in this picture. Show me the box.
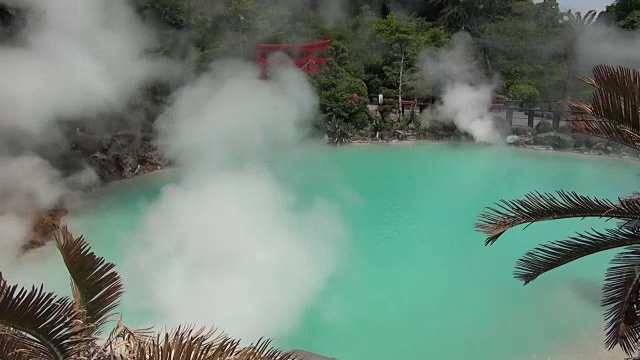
[602,0,640,29]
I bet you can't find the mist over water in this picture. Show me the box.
[116,60,346,341]
[69,143,639,360]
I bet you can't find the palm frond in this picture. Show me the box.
[54,225,124,335]
[569,65,640,130]
[0,327,38,360]
[0,274,87,360]
[566,115,640,151]
[102,315,155,357]
[133,325,237,360]
[515,227,640,284]
[583,10,597,25]
[602,246,640,355]
[234,339,294,360]
[476,191,640,245]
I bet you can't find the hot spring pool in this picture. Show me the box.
[57,143,640,359]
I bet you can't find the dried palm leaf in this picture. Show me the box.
[602,246,640,355]
[566,115,640,151]
[234,339,294,360]
[568,65,640,128]
[0,273,88,360]
[476,191,640,245]
[514,227,640,284]
[132,325,236,360]
[0,326,40,360]
[54,225,124,335]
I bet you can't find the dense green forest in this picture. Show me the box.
[2,0,639,140]
[129,0,640,138]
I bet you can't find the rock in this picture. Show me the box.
[72,133,102,155]
[137,143,165,166]
[141,132,154,142]
[511,126,533,137]
[558,126,572,135]
[506,135,533,146]
[533,132,575,149]
[589,142,609,155]
[108,131,138,155]
[117,151,139,179]
[88,152,118,181]
[535,120,553,135]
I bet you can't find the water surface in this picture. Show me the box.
[69,143,639,359]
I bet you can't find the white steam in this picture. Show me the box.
[420,32,503,144]
[577,23,640,72]
[124,59,344,341]
[0,0,169,273]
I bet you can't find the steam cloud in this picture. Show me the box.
[420,32,503,144]
[123,59,345,341]
[577,22,640,72]
[0,0,170,277]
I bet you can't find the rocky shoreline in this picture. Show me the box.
[346,119,640,161]
[27,119,638,252]
[26,130,168,251]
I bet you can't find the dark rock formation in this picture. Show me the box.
[512,126,533,137]
[506,134,533,146]
[534,120,553,135]
[533,132,575,149]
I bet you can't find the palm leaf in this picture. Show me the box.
[476,191,640,245]
[234,339,294,360]
[133,325,237,360]
[566,115,640,151]
[602,246,640,355]
[54,225,124,335]
[0,327,36,360]
[569,65,640,130]
[0,274,87,360]
[515,227,640,284]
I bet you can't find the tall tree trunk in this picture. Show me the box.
[399,52,404,117]
[565,36,578,100]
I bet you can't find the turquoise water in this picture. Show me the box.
[68,143,640,359]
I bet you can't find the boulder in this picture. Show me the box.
[535,120,553,135]
[117,151,139,179]
[72,133,102,155]
[589,142,613,155]
[108,131,138,155]
[506,135,533,146]
[511,126,533,137]
[533,132,575,149]
[88,152,118,181]
[557,126,572,135]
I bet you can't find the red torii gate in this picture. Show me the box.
[256,40,331,78]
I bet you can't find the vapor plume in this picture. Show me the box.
[0,0,172,273]
[576,23,640,72]
[123,59,345,341]
[419,32,503,144]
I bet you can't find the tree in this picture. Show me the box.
[428,0,516,33]
[313,58,369,125]
[564,9,597,99]
[376,12,448,114]
[475,65,640,357]
[0,225,297,360]
[601,0,640,30]
[477,0,565,101]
